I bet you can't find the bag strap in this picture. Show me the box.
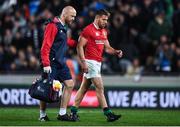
[42,72,52,81]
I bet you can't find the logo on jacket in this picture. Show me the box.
[37,86,45,93]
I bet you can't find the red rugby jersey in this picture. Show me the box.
[80,23,108,62]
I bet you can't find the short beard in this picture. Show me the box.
[99,24,107,29]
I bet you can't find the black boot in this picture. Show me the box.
[106,112,121,122]
[57,114,73,121]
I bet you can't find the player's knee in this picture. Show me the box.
[95,84,104,93]
[66,80,74,89]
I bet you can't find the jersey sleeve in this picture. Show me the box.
[41,23,58,67]
[80,27,90,40]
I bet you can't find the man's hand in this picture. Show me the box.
[43,66,52,73]
[81,61,88,73]
[115,50,123,58]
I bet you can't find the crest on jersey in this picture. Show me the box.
[95,32,100,36]
[102,31,107,37]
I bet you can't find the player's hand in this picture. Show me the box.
[115,50,123,58]
[43,66,52,73]
[81,62,88,73]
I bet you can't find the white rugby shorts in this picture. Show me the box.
[83,59,102,79]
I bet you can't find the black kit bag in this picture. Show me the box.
[28,74,60,103]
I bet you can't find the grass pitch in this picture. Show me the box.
[0,108,180,126]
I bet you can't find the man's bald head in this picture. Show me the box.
[61,6,76,16]
[60,6,76,25]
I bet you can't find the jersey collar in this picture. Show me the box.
[93,23,100,29]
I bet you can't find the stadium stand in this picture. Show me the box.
[0,0,179,77]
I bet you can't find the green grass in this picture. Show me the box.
[0,108,180,126]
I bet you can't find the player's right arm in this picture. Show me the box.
[77,36,88,73]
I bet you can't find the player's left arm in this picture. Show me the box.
[104,40,123,58]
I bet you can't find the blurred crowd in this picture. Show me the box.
[0,0,180,76]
